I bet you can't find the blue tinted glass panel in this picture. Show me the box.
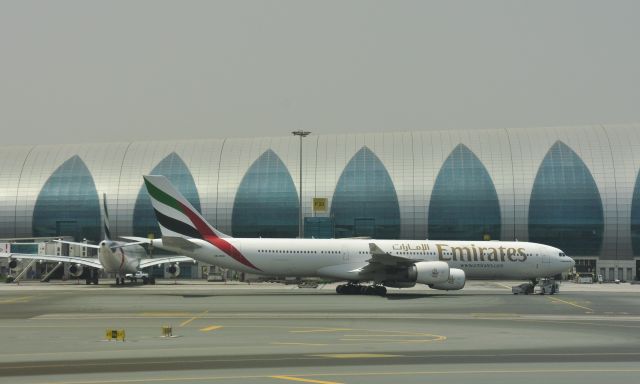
[304,217,334,239]
[32,156,101,241]
[133,153,201,238]
[10,243,38,254]
[630,170,640,255]
[232,149,298,237]
[529,141,603,255]
[428,144,501,240]
[331,146,400,239]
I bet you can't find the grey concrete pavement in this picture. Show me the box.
[0,280,638,384]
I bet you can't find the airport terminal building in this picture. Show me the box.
[1,124,639,281]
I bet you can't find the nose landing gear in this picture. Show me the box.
[84,269,99,285]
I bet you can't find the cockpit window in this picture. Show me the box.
[559,252,566,257]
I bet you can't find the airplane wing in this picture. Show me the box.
[367,243,421,266]
[0,252,103,269]
[349,243,423,276]
[55,239,149,249]
[138,256,195,269]
[53,240,101,249]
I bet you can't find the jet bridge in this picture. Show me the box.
[40,262,63,282]
[12,259,37,283]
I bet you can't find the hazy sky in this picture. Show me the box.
[1,0,638,144]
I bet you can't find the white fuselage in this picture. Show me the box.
[153,238,574,282]
[97,241,146,276]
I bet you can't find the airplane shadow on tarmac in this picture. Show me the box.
[145,292,469,300]
[384,293,461,300]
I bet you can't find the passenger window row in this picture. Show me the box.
[257,250,343,254]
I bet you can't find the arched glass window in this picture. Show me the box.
[630,170,640,255]
[32,155,101,241]
[529,141,603,255]
[232,149,298,237]
[331,146,400,239]
[133,152,201,238]
[428,144,501,240]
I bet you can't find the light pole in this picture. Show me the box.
[292,130,311,238]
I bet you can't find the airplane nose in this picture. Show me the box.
[569,257,575,268]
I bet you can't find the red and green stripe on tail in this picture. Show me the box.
[143,175,260,271]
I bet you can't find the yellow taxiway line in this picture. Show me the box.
[271,375,343,384]
[179,310,209,327]
[35,367,640,384]
[0,296,32,304]
[199,325,223,332]
[311,353,401,359]
[290,328,352,333]
[546,296,594,312]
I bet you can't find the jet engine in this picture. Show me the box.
[408,261,450,285]
[166,263,180,278]
[429,268,466,291]
[8,259,17,269]
[69,264,84,277]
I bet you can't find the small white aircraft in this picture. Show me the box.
[1,194,193,285]
[137,175,575,295]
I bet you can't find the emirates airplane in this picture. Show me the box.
[1,195,193,285]
[139,175,575,295]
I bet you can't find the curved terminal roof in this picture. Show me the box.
[0,123,638,261]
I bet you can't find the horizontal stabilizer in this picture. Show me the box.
[139,255,195,269]
[113,241,150,248]
[162,236,201,251]
[120,236,151,243]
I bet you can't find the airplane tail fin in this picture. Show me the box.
[142,175,231,240]
[102,193,112,241]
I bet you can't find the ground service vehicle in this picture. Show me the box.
[534,278,559,295]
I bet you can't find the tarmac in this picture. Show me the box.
[0,280,639,384]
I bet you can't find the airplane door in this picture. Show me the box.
[542,252,550,264]
[341,244,350,262]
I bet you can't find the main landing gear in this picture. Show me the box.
[85,269,99,285]
[336,284,386,296]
